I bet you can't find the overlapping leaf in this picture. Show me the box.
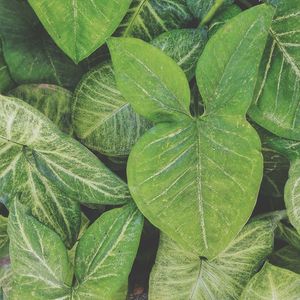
[9,84,73,135]
[109,5,274,258]
[0,0,84,89]
[149,219,275,300]
[0,95,130,246]
[28,0,132,63]
[241,263,300,299]
[8,201,143,300]
[249,0,300,140]
[72,62,151,157]
[117,0,193,41]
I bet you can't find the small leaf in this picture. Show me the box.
[249,0,300,140]
[9,84,73,135]
[151,29,208,80]
[110,5,274,258]
[8,200,72,300]
[0,0,84,89]
[0,216,8,259]
[73,204,143,300]
[117,0,193,41]
[28,0,132,63]
[72,61,151,157]
[241,262,300,299]
[149,219,275,299]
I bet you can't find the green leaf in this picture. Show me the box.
[187,0,234,20]
[149,219,275,300]
[0,0,83,89]
[0,43,14,93]
[249,0,300,140]
[73,204,143,300]
[8,200,72,300]
[241,262,300,299]
[0,217,8,259]
[276,221,300,250]
[28,0,132,63]
[270,245,300,274]
[117,0,193,41]
[72,61,151,157]
[9,84,73,135]
[151,29,208,80]
[109,5,274,258]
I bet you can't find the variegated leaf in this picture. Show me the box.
[149,219,275,300]
[8,201,72,300]
[73,204,143,300]
[9,84,73,135]
[241,262,300,300]
[117,0,193,41]
[249,0,300,140]
[72,61,151,157]
[0,0,84,89]
[28,0,132,63]
[151,29,207,80]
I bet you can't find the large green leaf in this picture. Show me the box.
[9,84,73,135]
[8,201,72,300]
[149,219,275,300]
[0,95,130,246]
[72,61,151,157]
[117,0,193,41]
[241,262,300,299]
[73,204,143,300]
[28,0,132,63]
[109,5,274,258]
[8,201,143,300]
[0,0,83,89]
[151,29,207,80]
[249,0,300,140]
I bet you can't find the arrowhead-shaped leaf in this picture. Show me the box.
[9,84,73,135]
[109,5,274,258]
[149,218,275,299]
[28,0,132,63]
[249,0,300,140]
[0,0,83,89]
[241,262,300,299]
[72,61,151,157]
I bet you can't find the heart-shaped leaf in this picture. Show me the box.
[117,0,193,41]
[149,218,275,300]
[241,262,300,299]
[249,0,300,140]
[8,200,143,300]
[109,4,274,258]
[0,0,84,89]
[9,84,73,135]
[72,61,151,157]
[28,0,132,63]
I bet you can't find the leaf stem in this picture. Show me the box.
[199,0,225,27]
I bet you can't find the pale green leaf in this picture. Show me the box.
[28,0,132,63]
[8,200,72,300]
[276,221,300,251]
[9,84,73,135]
[0,217,8,259]
[270,245,300,274]
[73,204,143,300]
[72,61,151,157]
[110,5,273,258]
[117,0,193,41]
[151,29,207,80]
[149,219,275,300]
[249,0,300,140]
[241,263,300,300]
[108,37,191,123]
[0,0,83,89]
